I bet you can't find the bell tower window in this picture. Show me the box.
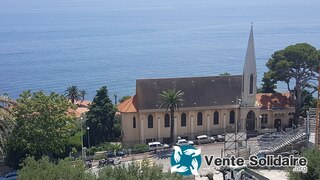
[249,74,253,94]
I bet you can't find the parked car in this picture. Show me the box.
[194,135,215,144]
[176,139,194,146]
[148,142,169,151]
[212,134,225,142]
[0,171,17,180]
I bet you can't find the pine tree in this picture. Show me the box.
[85,86,115,146]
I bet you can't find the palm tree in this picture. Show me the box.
[79,90,86,101]
[65,86,80,104]
[159,89,184,145]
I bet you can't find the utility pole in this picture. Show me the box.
[114,94,117,105]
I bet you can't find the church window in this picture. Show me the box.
[181,113,186,127]
[261,114,268,124]
[133,116,136,128]
[164,114,170,127]
[214,111,219,125]
[148,114,153,128]
[197,112,203,126]
[230,110,235,124]
[250,74,254,94]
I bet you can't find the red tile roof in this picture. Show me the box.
[256,92,293,110]
[117,95,138,113]
[69,100,91,118]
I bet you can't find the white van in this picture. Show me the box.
[195,135,215,144]
[148,142,169,151]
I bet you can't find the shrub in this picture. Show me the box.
[131,144,149,154]
[87,142,123,155]
[18,157,94,180]
[18,157,182,180]
[288,148,320,180]
[68,132,83,151]
[97,159,182,180]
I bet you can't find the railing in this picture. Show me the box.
[250,124,307,156]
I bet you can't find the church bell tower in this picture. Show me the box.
[241,25,257,107]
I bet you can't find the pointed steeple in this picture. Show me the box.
[241,24,257,107]
[243,23,256,75]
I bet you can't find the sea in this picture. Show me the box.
[0,0,320,101]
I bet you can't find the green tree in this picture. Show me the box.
[261,72,277,93]
[65,85,80,104]
[288,148,320,180]
[0,94,15,154]
[119,95,131,103]
[5,91,77,168]
[18,156,94,180]
[265,43,319,122]
[86,86,116,146]
[79,90,86,101]
[97,159,182,180]
[19,157,181,180]
[112,115,122,139]
[0,110,14,155]
[301,90,317,117]
[159,89,184,144]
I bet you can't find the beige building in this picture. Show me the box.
[118,26,294,145]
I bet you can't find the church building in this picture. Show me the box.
[118,26,295,145]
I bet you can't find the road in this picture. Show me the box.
[89,142,288,180]
[90,142,225,179]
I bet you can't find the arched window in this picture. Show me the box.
[214,111,219,125]
[164,114,170,127]
[261,114,268,124]
[133,116,136,128]
[230,110,235,124]
[148,114,153,128]
[181,113,186,127]
[249,74,254,94]
[197,112,203,126]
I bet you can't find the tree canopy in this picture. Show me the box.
[85,86,116,146]
[65,85,80,104]
[264,43,319,120]
[5,91,77,168]
[260,72,277,93]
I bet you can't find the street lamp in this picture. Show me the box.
[87,127,90,156]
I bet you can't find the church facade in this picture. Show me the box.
[118,26,295,144]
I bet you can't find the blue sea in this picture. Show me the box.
[1,0,320,100]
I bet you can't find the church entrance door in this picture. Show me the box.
[246,110,255,132]
[274,119,282,131]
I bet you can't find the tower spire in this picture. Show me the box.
[241,24,257,107]
[243,23,256,75]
